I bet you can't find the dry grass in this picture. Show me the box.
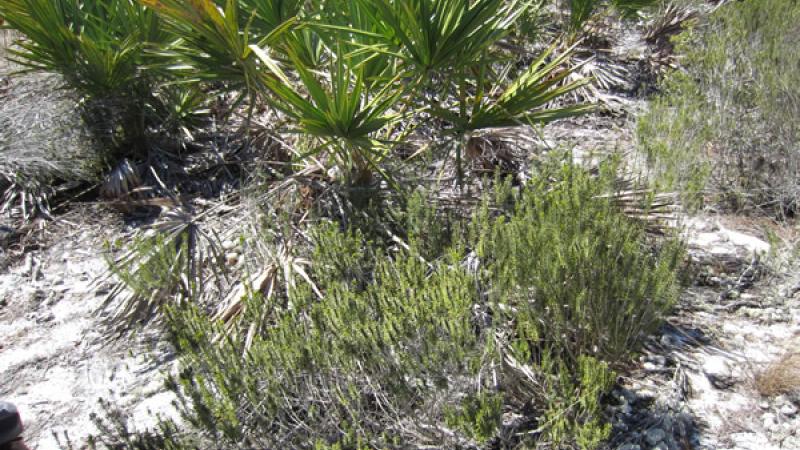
[755,351,800,397]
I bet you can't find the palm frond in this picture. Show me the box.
[354,0,525,77]
[433,43,595,132]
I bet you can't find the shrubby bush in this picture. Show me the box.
[637,0,800,215]
[94,159,682,449]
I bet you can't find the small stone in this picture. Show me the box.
[222,240,236,251]
[652,442,669,450]
[645,428,666,446]
[617,444,641,450]
[759,400,770,409]
[225,252,240,266]
[660,334,677,347]
[779,403,798,417]
[703,355,734,389]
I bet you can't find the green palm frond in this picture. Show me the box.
[354,0,526,77]
[252,44,404,183]
[142,0,297,97]
[0,0,164,96]
[433,43,594,132]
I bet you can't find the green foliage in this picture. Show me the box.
[638,0,800,215]
[77,398,198,450]
[164,221,485,447]
[104,232,195,324]
[0,0,206,155]
[259,46,405,184]
[474,159,683,365]
[445,392,504,444]
[141,0,295,97]
[141,0,595,186]
[355,0,524,76]
[538,355,614,449]
[565,0,659,34]
[104,211,226,329]
[0,0,164,96]
[432,43,595,133]
[101,158,685,449]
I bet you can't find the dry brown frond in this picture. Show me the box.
[99,158,142,203]
[465,127,535,179]
[644,4,698,48]
[755,352,800,397]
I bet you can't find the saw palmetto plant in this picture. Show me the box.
[138,0,597,186]
[0,0,183,156]
[564,0,660,35]
[432,44,595,133]
[0,0,165,96]
[355,0,524,77]
[140,0,295,105]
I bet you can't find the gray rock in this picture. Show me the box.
[651,442,669,450]
[779,403,798,417]
[645,428,666,446]
[617,444,641,450]
[703,355,735,389]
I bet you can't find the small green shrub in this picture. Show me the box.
[473,161,683,366]
[637,0,800,215]
[100,159,684,449]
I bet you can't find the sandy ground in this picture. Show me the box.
[0,214,178,450]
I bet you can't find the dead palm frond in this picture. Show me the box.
[596,177,681,233]
[212,241,321,351]
[642,4,698,78]
[465,127,537,180]
[644,3,698,48]
[99,158,142,201]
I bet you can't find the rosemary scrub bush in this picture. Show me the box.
[637,0,800,215]
[92,160,685,449]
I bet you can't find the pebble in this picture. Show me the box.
[779,403,798,417]
[703,355,734,389]
[645,428,666,446]
[225,252,240,266]
[651,442,669,450]
[617,444,641,450]
[222,240,236,251]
